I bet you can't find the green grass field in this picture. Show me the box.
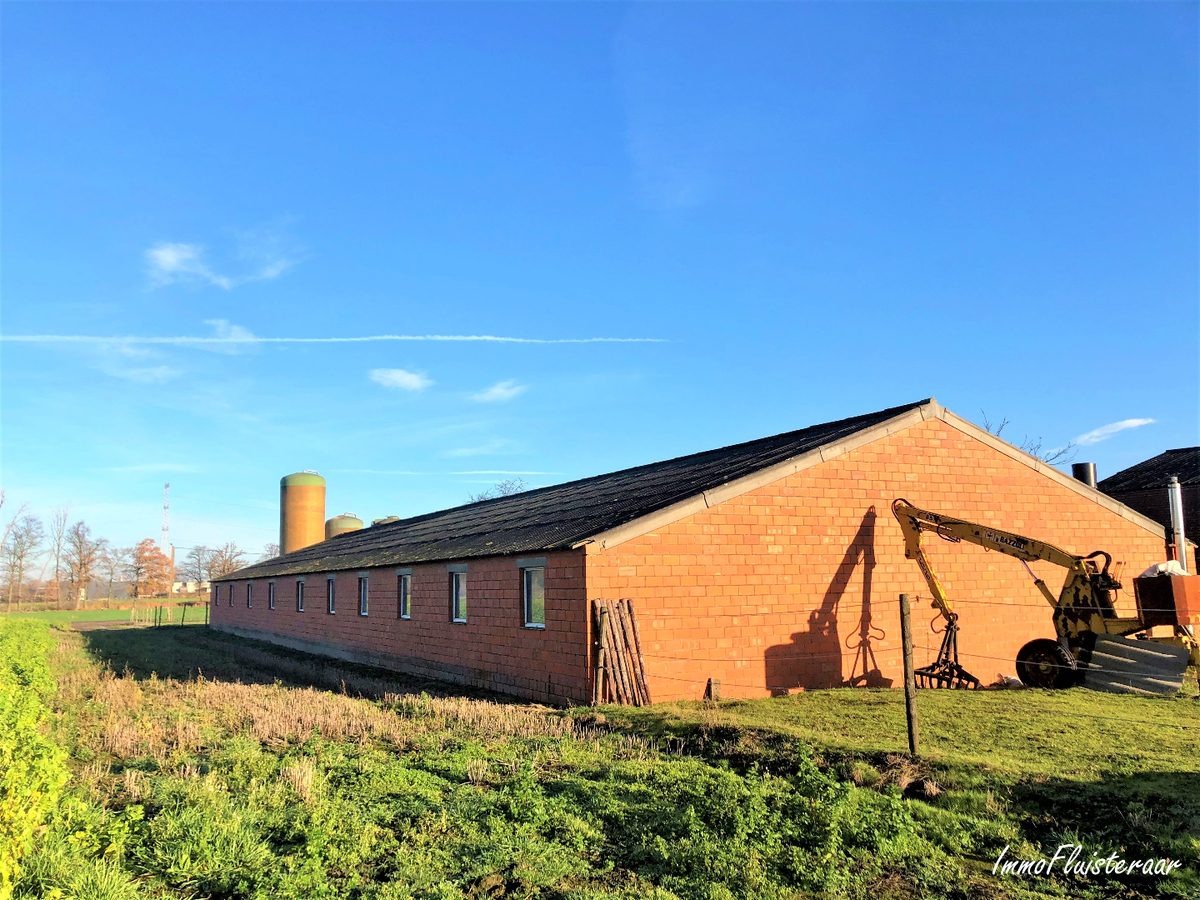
[4,601,209,626]
[4,621,1197,900]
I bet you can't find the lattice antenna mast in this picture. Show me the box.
[161,482,170,550]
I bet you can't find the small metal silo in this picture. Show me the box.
[325,513,364,540]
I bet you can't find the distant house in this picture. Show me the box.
[212,399,1175,705]
[1098,447,1199,568]
[172,581,210,595]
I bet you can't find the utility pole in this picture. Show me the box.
[161,482,170,550]
[162,483,174,600]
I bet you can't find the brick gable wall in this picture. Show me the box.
[585,417,1168,702]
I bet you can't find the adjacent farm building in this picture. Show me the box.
[1099,447,1199,571]
[213,399,1179,705]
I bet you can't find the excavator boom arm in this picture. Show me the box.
[891,498,1086,620]
[889,498,1191,693]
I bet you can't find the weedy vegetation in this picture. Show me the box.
[3,618,1198,900]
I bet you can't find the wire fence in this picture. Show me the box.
[627,592,1197,731]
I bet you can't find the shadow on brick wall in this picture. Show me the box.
[764,506,893,694]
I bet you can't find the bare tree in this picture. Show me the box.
[100,546,129,608]
[980,410,1077,466]
[208,543,247,578]
[48,507,69,610]
[979,411,1010,438]
[0,493,27,552]
[65,521,106,610]
[4,515,44,612]
[259,543,280,561]
[468,477,528,504]
[182,546,212,584]
[1017,436,1077,466]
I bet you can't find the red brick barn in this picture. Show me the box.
[211,399,1176,705]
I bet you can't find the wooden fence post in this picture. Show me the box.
[900,593,919,758]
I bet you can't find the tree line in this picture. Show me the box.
[0,493,273,612]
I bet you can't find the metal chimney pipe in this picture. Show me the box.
[1071,462,1097,489]
[1168,476,1188,573]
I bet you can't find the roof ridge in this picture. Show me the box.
[380,398,933,523]
[1096,446,1200,491]
[227,398,933,579]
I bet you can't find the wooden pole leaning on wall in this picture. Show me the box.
[594,603,611,705]
[606,602,634,705]
[593,598,652,707]
[621,599,652,705]
[603,602,627,704]
[899,593,920,758]
[612,600,641,705]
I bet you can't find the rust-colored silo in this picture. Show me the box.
[325,513,364,540]
[280,471,326,554]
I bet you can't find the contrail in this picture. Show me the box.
[0,333,664,345]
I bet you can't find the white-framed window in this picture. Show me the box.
[246,583,253,608]
[358,576,369,617]
[398,573,411,619]
[450,572,467,623]
[522,567,545,628]
[297,580,305,612]
[327,577,336,614]
[268,581,275,610]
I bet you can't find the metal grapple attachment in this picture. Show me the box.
[914,614,980,689]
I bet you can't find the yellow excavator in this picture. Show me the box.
[891,498,1196,694]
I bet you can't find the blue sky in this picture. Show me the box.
[2,2,1196,557]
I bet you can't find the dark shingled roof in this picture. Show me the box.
[1097,447,1200,493]
[225,400,929,580]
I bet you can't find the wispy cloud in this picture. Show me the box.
[104,463,200,473]
[452,470,558,475]
[1073,418,1156,447]
[146,243,234,289]
[190,319,262,355]
[369,368,434,391]
[472,380,527,402]
[445,439,515,458]
[616,9,720,212]
[108,365,180,383]
[2,333,663,346]
[145,228,298,290]
[232,223,301,281]
[327,469,560,476]
[327,469,427,475]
